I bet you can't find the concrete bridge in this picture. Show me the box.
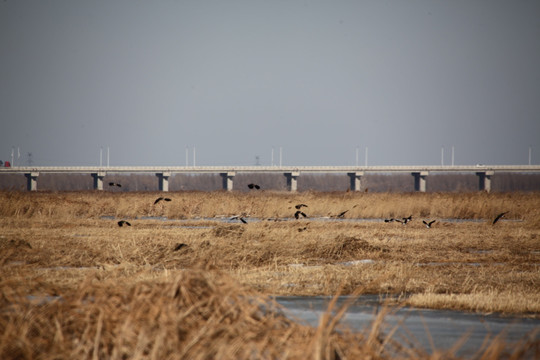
[1,165,539,192]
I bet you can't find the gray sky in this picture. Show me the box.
[1,0,539,167]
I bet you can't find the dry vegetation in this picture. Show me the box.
[1,190,539,359]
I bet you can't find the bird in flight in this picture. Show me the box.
[173,243,188,251]
[154,197,172,205]
[295,204,308,209]
[109,182,122,187]
[294,210,307,219]
[230,215,248,224]
[396,216,412,225]
[247,183,260,190]
[423,220,436,228]
[492,212,508,225]
[117,220,131,227]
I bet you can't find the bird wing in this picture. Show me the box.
[154,198,163,204]
[492,212,508,224]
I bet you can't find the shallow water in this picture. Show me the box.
[274,295,540,357]
[100,215,520,225]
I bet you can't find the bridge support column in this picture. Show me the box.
[347,172,364,192]
[91,172,106,190]
[156,172,171,192]
[25,172,39,191]
[220,172,236,191]
[284,171,300,192]
[476,171,494,192]
[411,171,428,192]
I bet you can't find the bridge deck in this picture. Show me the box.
[1,165,540,174]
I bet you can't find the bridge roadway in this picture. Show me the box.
[1,165,539,192]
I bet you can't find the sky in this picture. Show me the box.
[1,0,539,167]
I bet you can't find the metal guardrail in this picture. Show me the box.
[1,165,540,174]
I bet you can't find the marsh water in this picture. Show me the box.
[274,295,540,357]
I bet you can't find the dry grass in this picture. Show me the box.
[1,190,539,358]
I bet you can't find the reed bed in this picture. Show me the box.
[1,190,539,358]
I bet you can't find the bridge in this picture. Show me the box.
[1,165,539,192]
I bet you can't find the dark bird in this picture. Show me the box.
[117,220,131,227]
[173,243,188,251]
[294,210,307,219]
[154,197,172,205]
[423,220,436,228]
[247,183,261,190]
[396,216,412,225]
[295,204,308,209]
[109,182,122,187]
[492,212,508,225]
[230,215,247,224]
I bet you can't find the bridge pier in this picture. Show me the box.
[347,172,364,192]
[91,172,106,190]
[156,172,171,192]
[25,172,39,191]
[476,171,494,192]
[284,171,300,192]
[220,172,235,191]
[411,171,428,192]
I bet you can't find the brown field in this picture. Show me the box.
[1,190,539,359]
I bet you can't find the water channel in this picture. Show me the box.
[274,295,540,358]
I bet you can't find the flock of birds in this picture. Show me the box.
[110,181,510,232]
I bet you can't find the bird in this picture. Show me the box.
[154,197,172,205]
[423,220,436,228]
[295,204,308,209]
[109,182,122,187]
[396,216,412,225]
[230,215,247,224]
[117,220,131,227]
[173,243,188,251]
[294,210,307,219]
[492,212,508,225]
[247,183,260,190]
[336,210,349,218]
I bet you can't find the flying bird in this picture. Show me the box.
[294,210,307,219]
[295,204,308,209]
[154,197,172,205]
[109,182,122,187]
[230,215,247,224]
[423,220,436,228]
[396,216,412,225]
[117,220,131,227]
[173,243,188,251]
[247,183,261,190]
[492,212,508,225]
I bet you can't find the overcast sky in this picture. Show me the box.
[1,0,539,167]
